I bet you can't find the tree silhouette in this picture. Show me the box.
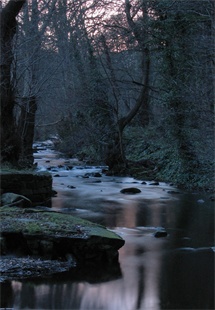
[0,0,26,165]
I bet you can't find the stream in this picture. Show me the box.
[1,143,214,309]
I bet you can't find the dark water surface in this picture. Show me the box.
[1,148,214,309]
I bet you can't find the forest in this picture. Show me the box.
[1,0,214,191]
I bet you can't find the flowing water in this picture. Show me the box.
[1,145,214,309]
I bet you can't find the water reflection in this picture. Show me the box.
[1,233,166,310]
[1,195,214,309]
[1,154,214,309]
[118,230,165,310]
[160,247,214,309]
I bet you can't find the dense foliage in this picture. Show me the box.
[1,0,214,191]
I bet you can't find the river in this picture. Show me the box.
[1,145,214,309]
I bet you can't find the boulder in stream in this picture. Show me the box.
[0,206,125,267]
[149,181,160,186]
[154,228,168,238]
[120,187,141,194]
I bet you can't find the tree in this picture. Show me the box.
[0,0,27,165]
[44,0,153,169]
[136,0,215,186]
[0,0,61,166]
[95,0,152,169]
[14,0,59,164]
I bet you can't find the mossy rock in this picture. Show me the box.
[0,207,125,264]
[0,171,52,206]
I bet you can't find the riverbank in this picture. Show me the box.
[124,127,215,194]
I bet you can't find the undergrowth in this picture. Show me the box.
[124,126,214,192]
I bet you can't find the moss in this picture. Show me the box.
[0,163,35,173]
[0,207,123,241]
[0,168,51,177]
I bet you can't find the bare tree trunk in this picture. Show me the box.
[18,96,37,166]
[104,1,151,170]
[0,0,26,165]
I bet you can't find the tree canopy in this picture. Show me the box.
[0,0,214,190]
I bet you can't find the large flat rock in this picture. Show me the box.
[0,206,125,266]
